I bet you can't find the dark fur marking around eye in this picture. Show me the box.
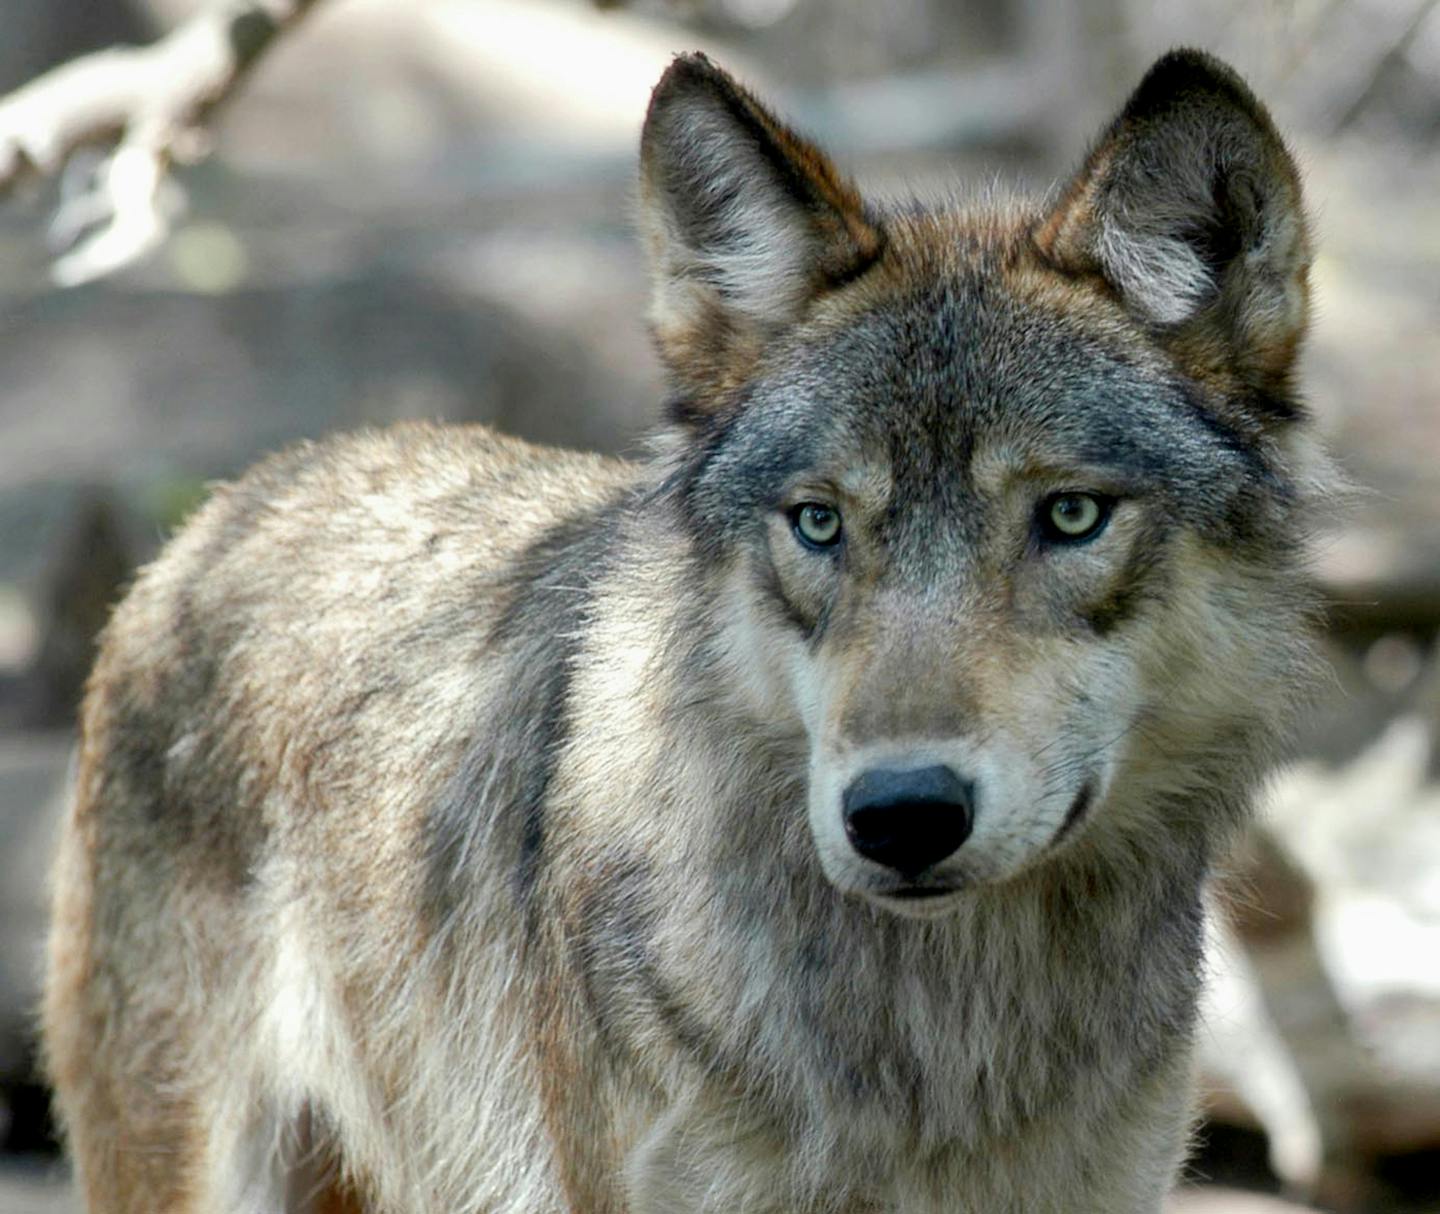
[1083,525,1171,637]
[757,555,844,651]
[757,562,820,639]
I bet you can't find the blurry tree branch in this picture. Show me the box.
[0,0,324,286]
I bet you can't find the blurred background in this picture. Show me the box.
[0,1,1437,1211]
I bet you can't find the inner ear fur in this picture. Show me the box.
[639,53,884,407]
[1033,49,1311,404]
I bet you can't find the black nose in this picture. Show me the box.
[842,765,975,878]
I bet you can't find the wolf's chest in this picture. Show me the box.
[609,882,1201,1212]
[612,868,1203,1148]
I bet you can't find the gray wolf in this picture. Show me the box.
[43,48,1323,1213]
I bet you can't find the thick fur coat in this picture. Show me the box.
[44,50,1324,1213]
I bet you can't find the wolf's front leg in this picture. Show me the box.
[625,1100,772,1214]
[955,1060,1195,1214]
[623,1092,857,1214]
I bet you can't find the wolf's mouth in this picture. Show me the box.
[882,885,958,900]
[1051,780,1096,847]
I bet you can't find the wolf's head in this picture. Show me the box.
[639,52,1321,917]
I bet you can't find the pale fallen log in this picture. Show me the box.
[1202,660,1440,1204]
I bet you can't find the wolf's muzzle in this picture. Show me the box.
[841,765,974,878]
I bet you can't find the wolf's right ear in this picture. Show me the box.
[1033,50,1311,404]
[640,54,884,406]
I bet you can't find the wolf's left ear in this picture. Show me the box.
[1034,50,1311,400]
[640,54,884,403]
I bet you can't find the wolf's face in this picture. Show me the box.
[641,53,1316,914]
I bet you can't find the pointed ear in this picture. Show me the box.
[1033,50,1311,400]
[640,54,884,405]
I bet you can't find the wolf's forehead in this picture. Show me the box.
[790,281,1208,486]
[700,267,1267,541]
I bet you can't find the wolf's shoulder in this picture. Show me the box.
[100,423,637,697]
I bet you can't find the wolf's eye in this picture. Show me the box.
[791,502,842,549]
[1039,493,1111,543]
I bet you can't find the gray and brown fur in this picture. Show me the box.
[44,49,1326,1213]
